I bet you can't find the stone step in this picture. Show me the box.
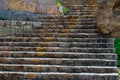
[0,72,118,80]
[0,37,114,43]
[40,21,96,25]
[0,52,116,59]
[66,5,97,10]
[33,25,97,29]
[66,12,96,15]
[41,20,96,24]
[66,9,97,12]
[31,29,98,33]
[0,47,114,53]
[14,33,100,38]
[0,58,116,66]
[0,42,114,48]
[39,15,96,19]
[41,23,96,26]
[40,15,96,19]
[39,18,96,22]
[0,64,117,73]
[66,5,97,7]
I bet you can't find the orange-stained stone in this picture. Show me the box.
[79,16,83,19]
[87,13,93,16]
[61,30,67,33]
[89,0,96,6]
[37,47,44,51]
[42,42,50,45]
[27,74,37,78]
[59,34,67,37]
[37,52,45,57]
[43,38,54,41]
[67,26,75,29]
[32,59,40,63]
[34,66,41,70]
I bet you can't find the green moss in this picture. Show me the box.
[114,38,120,66]
[56,0,67,14]
[56,0,61,6]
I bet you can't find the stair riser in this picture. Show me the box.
[33,25,97,29]
[38,18,96,21]
[0,38,113,43]
[0,66,117,73]
[0,52,116,59]
[14,34,100,38]
[39,21,96,24]
[38,15,96,19]
[0,48,114,53]
[0,74,118,80]
[32,29,98,33]
[0,43,114,48]
[40,23,96,25]
[0,59,116,66]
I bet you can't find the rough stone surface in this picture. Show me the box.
[97,0,120,37]
[2,0,57,13]
[0,0,58,21]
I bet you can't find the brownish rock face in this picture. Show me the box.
[1,0,57,14]
[97,0,120,37]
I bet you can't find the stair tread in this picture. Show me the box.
[0,71,118,76]
[0,64,117,68]
[1,57,116,61]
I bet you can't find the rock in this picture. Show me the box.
[97,0,120,37]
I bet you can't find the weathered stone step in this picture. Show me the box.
[39,18,96,22]
[66,12,96,15]
[67,7,97,10]
[41,20,96,23]
[0,42,114,48]
[41,20,96,24]
[66,4,98,7]
[0,52,116,59]
[40,22,96,25]
[15,33,100,38]
[39,15,96,20]
[67,10,97,12]
[0,37,114,43]
[66,5,97,10]
[0,64,117,73]
[39,17,96,22]
[32,29,98,33]
[0,47,114,53]
[0,58,116,66]
[0,72,118,80]
[41,24,96,27]
[34,25,97,29]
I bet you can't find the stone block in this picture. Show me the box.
[46,6,58,14]
[35,4,47,14]
[0,21,5,26]
[6,0,35,12]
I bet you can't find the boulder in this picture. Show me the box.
[97,0,120,37]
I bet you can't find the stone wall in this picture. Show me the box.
[0,20,41,36]
[97,0,120,37]
[0,0,57,14]
[0,0,58,21]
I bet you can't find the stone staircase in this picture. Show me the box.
[0,3,119,80]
